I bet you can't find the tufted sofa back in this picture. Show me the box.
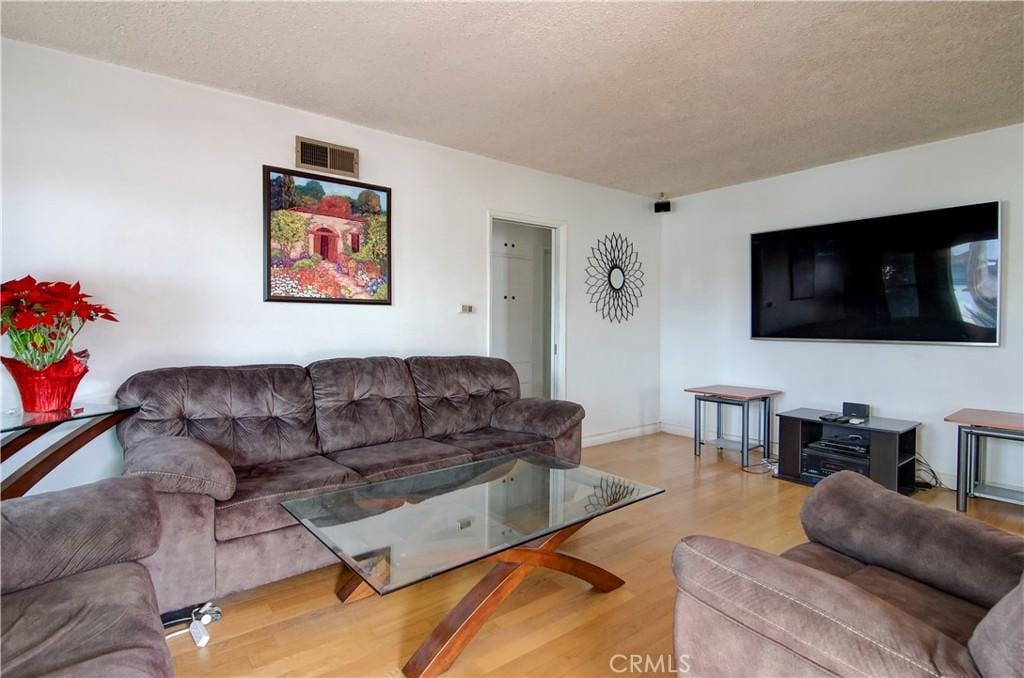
[308,357,423,453]
[406,356,520,438]
[116,365,320,467]
[116,356,523,465]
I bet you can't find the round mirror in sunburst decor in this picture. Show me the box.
[584,233,645,323]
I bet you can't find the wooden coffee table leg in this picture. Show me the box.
[402,519,620,678]
[337,569,376,603]
[487,549,624,592]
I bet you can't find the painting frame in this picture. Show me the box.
[263,164,393,305]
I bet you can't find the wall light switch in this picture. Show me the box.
[458,304,474,313]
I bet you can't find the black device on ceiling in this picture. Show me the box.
[750,202,1000,344]
[653,193,672,213]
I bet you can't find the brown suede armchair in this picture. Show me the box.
[1,477,172,677]
[673,471,1023,677]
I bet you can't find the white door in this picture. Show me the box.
[491,220,551,399]
[507,256,536,397]
[490,253,510,357]
[491,254,536,396]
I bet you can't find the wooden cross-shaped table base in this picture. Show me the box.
[335,518,622,678]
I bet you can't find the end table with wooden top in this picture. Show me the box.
[944,408,1024,512]
[685,385,782,470]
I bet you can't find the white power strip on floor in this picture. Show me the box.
[165,602,222,647]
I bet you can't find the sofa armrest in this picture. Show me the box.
[124,436,236,501]
[969,575,1023,678]
[1,476,161,594]
[491,398,585,439]
[672,535,979,677]
[801,471,1024,608]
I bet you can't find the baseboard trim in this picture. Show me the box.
[582,426,1019,494]
[657,425,1017,493]
[660,421,780,453]
[583,423,663,448]
[931,472,1024,494]
[660,422,692,438]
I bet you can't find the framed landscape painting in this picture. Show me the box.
[263,165,392,304]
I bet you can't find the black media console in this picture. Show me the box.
[775,408,921,495]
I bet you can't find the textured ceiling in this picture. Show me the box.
[3,2,1022,197]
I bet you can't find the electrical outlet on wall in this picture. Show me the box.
[458,304,474,313]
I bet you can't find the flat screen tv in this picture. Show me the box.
[751,202,1000,344]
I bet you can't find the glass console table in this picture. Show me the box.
[1,402,138,499]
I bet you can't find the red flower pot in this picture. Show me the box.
[2,353,88,412]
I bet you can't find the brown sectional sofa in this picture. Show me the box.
[0,477,173,677]
[673,471,1023,677]
[115,355,585,612]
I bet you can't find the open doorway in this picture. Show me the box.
[488,213,565,400]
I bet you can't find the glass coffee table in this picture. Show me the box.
[283,451,663,678]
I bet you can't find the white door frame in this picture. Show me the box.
[486,209,567,400]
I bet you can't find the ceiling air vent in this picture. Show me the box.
[295,136,359,179]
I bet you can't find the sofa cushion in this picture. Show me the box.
[215,456,362,541]
[491,398,586,439]
[1,562,172,678]
[406,356,519,438]
[215,524,342,600]
[801,470,1024,608]
[845,567,987,646]
[434,427,555,460]
[117,364,320,467]
[782,541,988,646]
[969,575,1023,678]
[308,357,423,453]
[327,438,472,482]
[780,541,864,580]
[1,476,161,595]
[674,535,979,677]
[326,455,519,509]
[123,436,236,500]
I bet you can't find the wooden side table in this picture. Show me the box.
[1,403,138,499]
[685,385,782,470]
[944,408,1024,512]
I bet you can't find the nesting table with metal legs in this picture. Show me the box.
[685,385,783,471]
[944,408,1024,512]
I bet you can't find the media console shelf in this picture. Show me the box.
[775,408,921,495]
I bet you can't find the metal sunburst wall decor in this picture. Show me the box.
[585,233,645,323]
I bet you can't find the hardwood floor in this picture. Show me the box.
[169,433,1024,677]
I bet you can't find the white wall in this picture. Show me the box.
[660,124,1024,489]
[1,40,661,493]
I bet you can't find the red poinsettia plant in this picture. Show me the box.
[1,276,117,370]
